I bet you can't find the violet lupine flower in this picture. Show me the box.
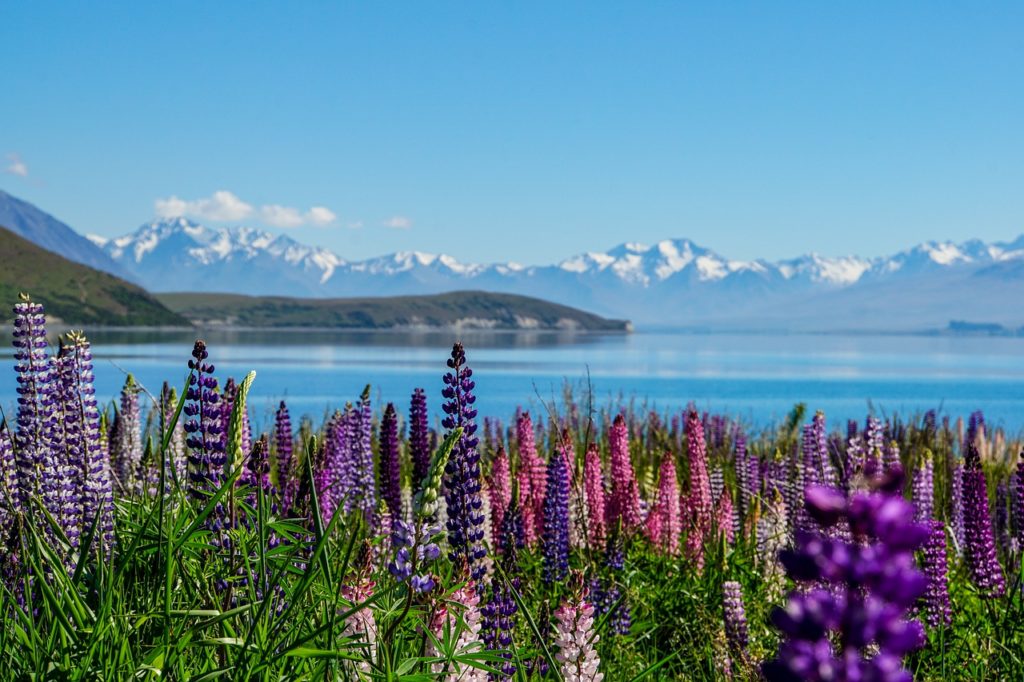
[763,470,928,682]
[542,449,571,583]
[607,414,642,531]
[379,403,402,525]
[911,450,934,522]
[12,295,51,510]
[1016,452,1024,554]
[921,520,952,628]
[962,439,1004,597]
[884,440,901,473]
[583,443,607,549]
[0,424,17,527]
[734,431,756,519]
[159,382,187,491]
[553,579,604,682]
[685,410,713,568]
[111,375,142,494]
[64,332,114,552]
[517,412,547,544]
[441,342,488,580]
[315,409,347,522]
[994,482,1010,556]
[347,385,377,523]
[488,446,512,552]
[864,416,883,477]
[710,464,724,506]
[409,388,431,492]
[723,580,749,661]
[481,565,518,680]
[388,518,441,593]
[184,341,225,497]
[802,412,836,488]
[756,488,789,602]
[645,453,681,555]
[272,400,293,489]
[48,342,85,550]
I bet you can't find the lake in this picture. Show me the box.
[2,329,1023,433]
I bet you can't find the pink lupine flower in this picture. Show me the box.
[645,453,681,555]
[517,412,547,543]
[517,468,538,547]
[554,595,604,682]
[428,582,488,682]
[489,446,513,551]
[341,578,377,675]
[685,410,713,567]
[583,444,608,548]
[607,414,642,531]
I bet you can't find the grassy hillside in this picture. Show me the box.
[0,225,189,326]
[157,290,631,331]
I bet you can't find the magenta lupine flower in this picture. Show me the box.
[517,412,547,542]
[607,414,642,531]
[441,343,488,580]
[409,387,431,491]
[12,295,51,510]
[685,410,713,568]
[911,451,934,522]
[517,467,538,547]
[962,439,1004,597]
[553,584,604,682]
[488,446,512,552]
[723,580,749,659]
[380,403,402,524]
[645,453,681,555]
[921,520,952,628]
[112,374,142,494]
[542,450,571,583]
[341,577,378,676]
[583,443,607,548]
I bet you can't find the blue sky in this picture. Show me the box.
[2,2,1022,263]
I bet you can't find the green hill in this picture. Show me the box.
[0,225,189,326]
[157,290,631,331]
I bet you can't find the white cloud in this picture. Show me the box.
[383,215,412,229]
[306,206,337,226]
[155,190,254,221]
[260,204,305,228]
[4,153,28,177]
[155,190,337,228]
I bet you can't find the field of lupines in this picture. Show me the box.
[2,293,1024,681]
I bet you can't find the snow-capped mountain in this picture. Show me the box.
[88,217,1024,330]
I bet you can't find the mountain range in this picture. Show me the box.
[3,189,1022,331]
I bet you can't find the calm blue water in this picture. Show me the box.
[2,329,1023,432]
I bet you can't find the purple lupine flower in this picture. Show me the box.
[921,520,952,628]
[112,374,142,494]
[272,400,298,511]
[379,402,401,524]
[911,450,934,522]
[12,295,51,510]
[802,411,836,488]
[441,342,487,580]
[723,580,749,661]
[864,416,883,477]
[962,439,1004,597]
[48,341,85,550]
[343,385,377,525]
[64,333,114,552]
[1016,452,1024,555]
[159,382,187,492]
[542,449,570,584]
[183,341,225,497]
[317,409,349,523]
[763,469,929,682]
[409,388,431,492]
[994,482,1010,556]
[481,571,518,680]
[0,424,17,527]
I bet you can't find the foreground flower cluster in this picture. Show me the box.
[1,294,1022,680]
